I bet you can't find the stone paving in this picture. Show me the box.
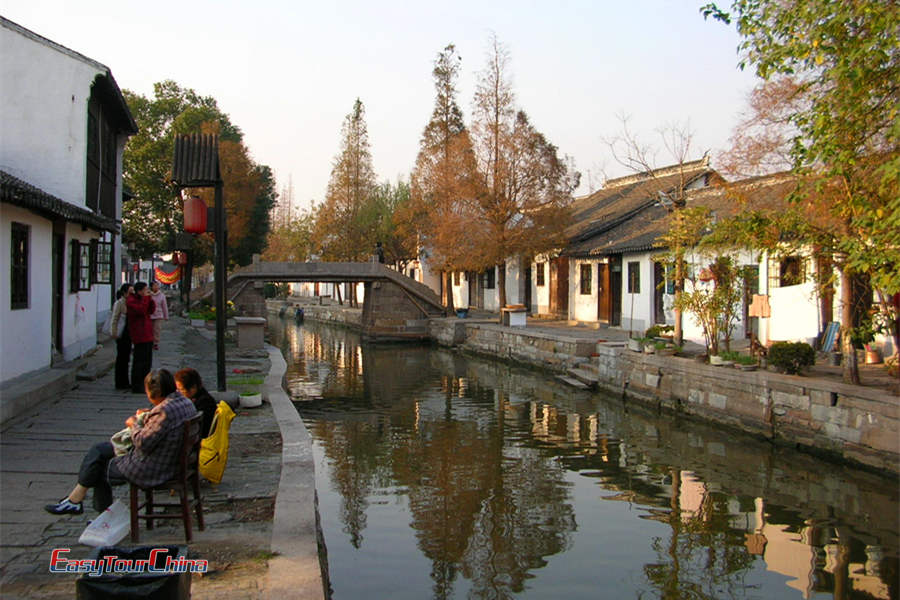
[0,317,282,599]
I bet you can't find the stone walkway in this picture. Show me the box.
[0,317,282,599]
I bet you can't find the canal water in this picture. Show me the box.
[269,317,899,600]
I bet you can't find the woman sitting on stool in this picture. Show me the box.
[44,369,197,515]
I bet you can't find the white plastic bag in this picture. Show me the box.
[78,500,130,547]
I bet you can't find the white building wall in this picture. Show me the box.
[0,205,54,381]
[531,258,551,314]
[0,24,104,206]
[483,266,499,312]
[570,258,597,322]
[450,272,469,308]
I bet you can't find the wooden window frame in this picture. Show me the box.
[627,261,641,294]
[482,268,495,290]
[70,240,92,292]
[580,263,592,295]
[535,262,545,287]
[91,240,113,284]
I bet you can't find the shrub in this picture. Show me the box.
[645,324,674,339]
[734,354,758,366]
[768,342,815,374]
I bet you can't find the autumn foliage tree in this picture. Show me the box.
[469,34,580,307]
[313,99,378,261]
[409,44,484,310]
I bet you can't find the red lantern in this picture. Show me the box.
[183,195,208,234]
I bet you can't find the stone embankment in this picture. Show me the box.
[268,299,899,476]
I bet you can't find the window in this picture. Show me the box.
[482,267,495,289]
[769,255,805,288]
[92,240,112,284]
[409,268,417,279]
[535,262,545,286]
[664,263,676,295]
[627,261,640,294]
[70,240,92,292]
[453,271,460,286]
[10,223,29,309]
[580,263,592,295]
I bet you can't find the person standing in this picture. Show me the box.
[149,281,169,351]
[127,282,155,394]
[110,283,133,390]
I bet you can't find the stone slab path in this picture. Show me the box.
[1,317,283,599]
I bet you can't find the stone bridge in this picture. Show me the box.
[227,259,447,341]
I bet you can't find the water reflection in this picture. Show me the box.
[271,319,899,600]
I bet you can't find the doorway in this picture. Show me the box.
[51,231,64,353]
[610,256,622,326]
[597,263,610,322]
[653,262,666,324]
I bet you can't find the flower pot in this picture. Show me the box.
[865,349,882,364]
[709,355,724,366]
[239,392,262,408]
[736,363,758,371]
[643,344,656,354]
[627,339,643,352]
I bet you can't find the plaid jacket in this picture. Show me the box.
[114,392,197,488]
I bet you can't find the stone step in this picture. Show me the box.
[556,375,589,390]
[566,367,599,388]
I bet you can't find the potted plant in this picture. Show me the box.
[627,337,643,352]
[654,342,677,356]
[709,354,724,366]
[239,390,262,408]
[733,354,759,371]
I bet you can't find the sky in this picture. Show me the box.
[3,0,761,211]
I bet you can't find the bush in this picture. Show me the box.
[645,324,674,339]
[769,342,815,374]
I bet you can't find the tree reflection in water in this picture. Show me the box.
[272,319,899,600]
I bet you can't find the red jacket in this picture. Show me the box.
[127,294,156,344]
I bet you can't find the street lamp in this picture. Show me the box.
[171,134,228,392]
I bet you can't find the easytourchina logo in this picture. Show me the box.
[49,548,208,577]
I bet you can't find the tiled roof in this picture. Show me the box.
[569,171,802,257]
[565,158,716,255]
[0,170,118,232]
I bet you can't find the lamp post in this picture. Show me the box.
[172,134,227,392]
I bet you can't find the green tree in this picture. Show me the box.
[701,1,900,383]
[313,98,378,261]
[122,80,241,257]
[470,34,580,308]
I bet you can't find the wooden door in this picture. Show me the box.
[597,263,610,322]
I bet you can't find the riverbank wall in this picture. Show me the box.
[267,299,898,475]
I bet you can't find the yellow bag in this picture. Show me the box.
[199,401,236,484]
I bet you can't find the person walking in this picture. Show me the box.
[127,282,155,394]
[110,283,133,390]
[149,281,169,351]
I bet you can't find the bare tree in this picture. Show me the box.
[602,114,702,345]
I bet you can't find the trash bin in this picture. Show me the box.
[76,545,191,600]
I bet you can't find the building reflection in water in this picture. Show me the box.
[269,317,898,600]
